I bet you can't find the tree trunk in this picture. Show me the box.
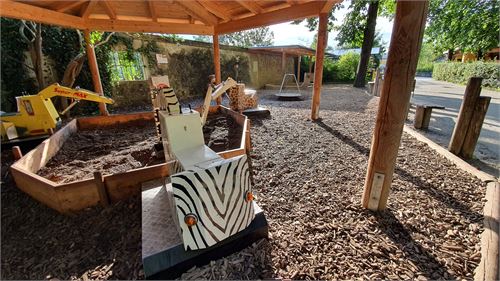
[27,23,45,91]
[353,0,379,88]
[60,53,86,118]
[447,49,454,61]
[477,50,483,60]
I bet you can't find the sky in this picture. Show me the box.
[266,4,394,49]
[181,2,395,50]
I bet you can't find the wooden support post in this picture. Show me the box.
[373,67,381,96]
[297,56,301,83]
[12,146,22,160]
[460,96,491,159]
[308,55,313,74]
[281,51,286,75]
[93,171,110,207]
[362,1,428,211]
[84,30,108,116]
[310,13,328,120]
[213,33,222,105]
[448,77,483,154]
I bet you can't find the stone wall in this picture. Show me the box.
[111,36,294,107]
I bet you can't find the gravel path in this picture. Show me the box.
[1,85,486,280]
[181,85,486,280]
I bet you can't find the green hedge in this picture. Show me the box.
[433,62,500,89]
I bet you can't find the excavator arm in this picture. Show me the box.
[200,77,237,125]
[38,84,114,104]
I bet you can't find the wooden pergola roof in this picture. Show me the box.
[0,0,339,35]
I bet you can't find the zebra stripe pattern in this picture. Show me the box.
[170,154,255,251]
[151,87,180,137]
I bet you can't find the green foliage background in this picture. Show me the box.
[433,62,500,89]
[167,48,250,98]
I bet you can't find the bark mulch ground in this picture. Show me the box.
[1,85,486,280]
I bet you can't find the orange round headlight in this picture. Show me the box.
[245,191,254,202]
[184,214,198,227]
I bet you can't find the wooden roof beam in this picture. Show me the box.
[80,0,98,19]
[216,1,325,34]
[148,1,158,22]
[86,19,214,35]
[100,1,116,20]
[321,0,337,13]
[51,0,87,13]
[197,1,232,22]
[236,1,263,14]
[175,1,219,25]
[0,0,85,30]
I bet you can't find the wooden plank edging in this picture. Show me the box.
[474,181,499,281]
[402,125,498,280]
[403,125,496,183]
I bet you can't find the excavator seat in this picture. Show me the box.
[158,109,255,250]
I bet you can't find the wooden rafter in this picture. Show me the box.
[80,0,97,19]
[321,0,337,13]
[0,0,85,30]
[50,0,87,13]
[148,0,158,22]
[175,0,219,25]
[100,1,116,20]
[236,1,263,14]
[197,1,232,22]
[86,19,214,35]
[216,1,325,34]
[263,3,292,13]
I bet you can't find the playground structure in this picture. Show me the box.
[1,1,498,280]
[0,84,114,141]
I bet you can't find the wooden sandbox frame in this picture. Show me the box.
[10,107,251,214]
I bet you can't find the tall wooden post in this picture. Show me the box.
[281,51,286,75]
[308,55,313,74]
[448,77,483,154]
[84,30,108,116]
[311,13,328,120]
[297,56,301,83]
[213,33,222,105]
[362,1,428,211]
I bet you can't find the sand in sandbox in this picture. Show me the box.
[38,113,243,183]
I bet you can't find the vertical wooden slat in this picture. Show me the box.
[362,0,428,211]
[448,77,483,154]
[94,171,110,207]
[310,12,328,120]
[84,29,108,116]
[213,33,222,105]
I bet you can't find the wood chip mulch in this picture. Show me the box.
[1,85,487,280]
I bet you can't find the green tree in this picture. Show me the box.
[296,0,395,88]
[194,27,274,47]
[426,0,499,58]
[335,0,394,87]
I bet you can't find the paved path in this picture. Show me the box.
[408,78,499,177]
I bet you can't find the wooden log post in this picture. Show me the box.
[362,1,428,211]
[213,33,222,105]
[310,12,328,120]
[12,146,22,160]
[460,96,491,159]
[448,77,483,154]
[84,30,109,116]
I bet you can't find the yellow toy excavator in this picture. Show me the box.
[1,83,114,141]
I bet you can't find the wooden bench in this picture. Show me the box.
[410,101,445,130]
